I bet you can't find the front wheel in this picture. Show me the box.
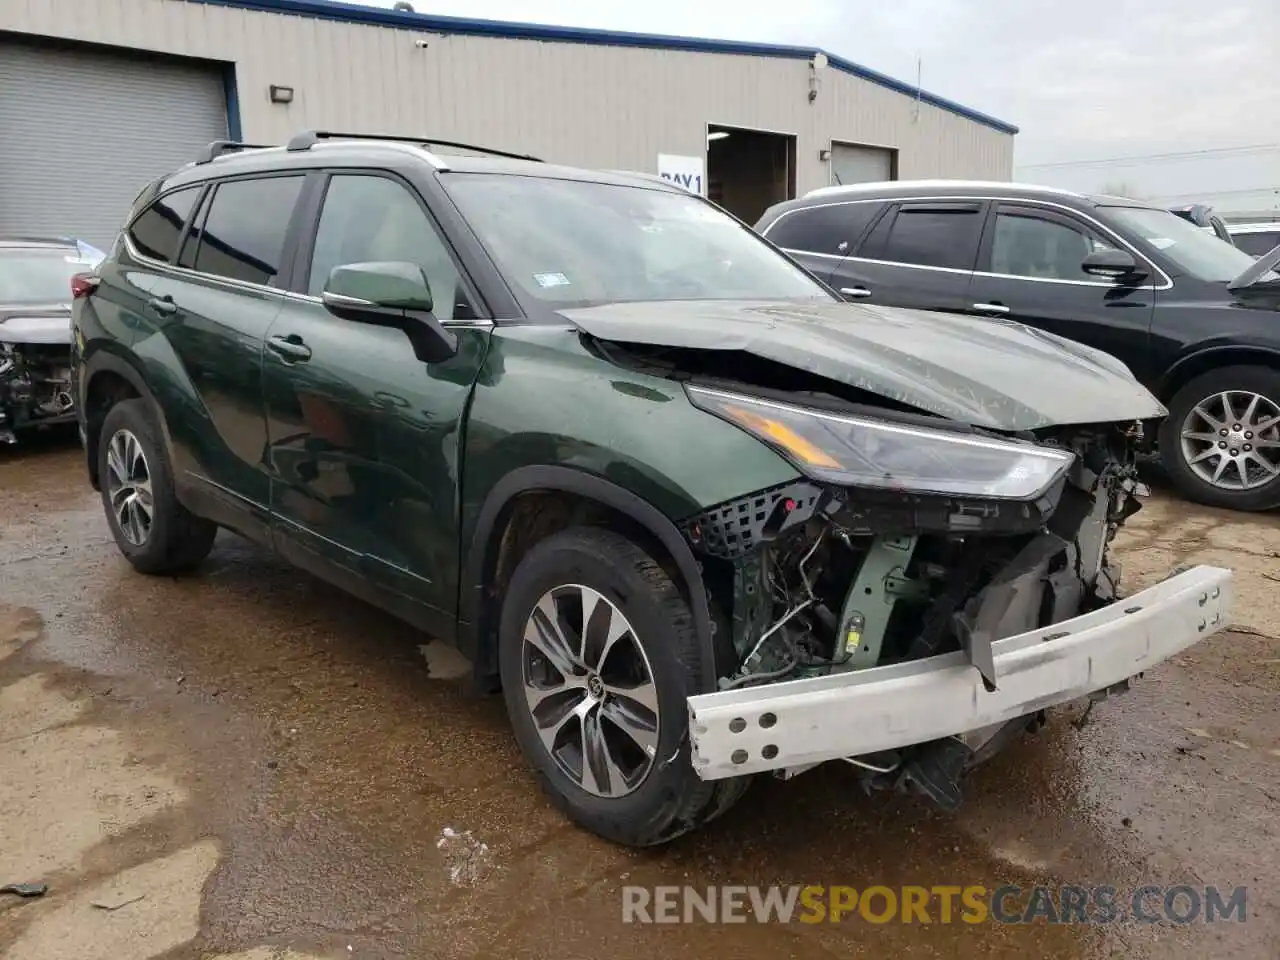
[1160,365,1280,512]
[498,527,750,846]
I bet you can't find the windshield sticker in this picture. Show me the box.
[1148,238,1176,249]
[64,256,96,264]
[533,272,571,288]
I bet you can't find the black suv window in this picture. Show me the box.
[1235,230,1280,258]
[191,176,304,286]
[128,187,201,263]
[863,202,983,270]
[766,202,884,256]
[307,174,474,321]
[987,205,1118,282]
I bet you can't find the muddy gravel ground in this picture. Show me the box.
[1,431,1277,960]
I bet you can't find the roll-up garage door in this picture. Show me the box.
[0,38,228,249]
[830,143,895,187]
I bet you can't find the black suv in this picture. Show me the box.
[757,181,1280,512]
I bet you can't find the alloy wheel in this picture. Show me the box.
[104,428,154,545]
[520,584,660,798]
[1180,390,1280,491]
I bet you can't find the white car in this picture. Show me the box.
[0,235,103,443]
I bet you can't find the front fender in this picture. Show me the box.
[456,326,800,691]
[1159,340,1280,398]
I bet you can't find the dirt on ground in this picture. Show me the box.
[1,432,1277,959]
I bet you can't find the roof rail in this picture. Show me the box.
[193,140,275,164]
[285,129,542,162]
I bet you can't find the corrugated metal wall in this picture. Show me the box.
[0,37,227,247]
[0,0,1014,195]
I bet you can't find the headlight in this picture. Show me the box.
[687,386,1074,500]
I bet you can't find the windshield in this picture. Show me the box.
[442,174,833,308]
[1103,206,1261,283]
[0,248,91,305]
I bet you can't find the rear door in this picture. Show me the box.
[141,173,306,540]
[830,200,985,310]
[967,202,1157,380]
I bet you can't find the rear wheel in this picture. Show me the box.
[1161,365,1280,512]
[498,527,750,846]
[98,399,217,573]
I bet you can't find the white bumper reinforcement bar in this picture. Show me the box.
[687,565,1233,781]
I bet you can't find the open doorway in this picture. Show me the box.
[706,124,796,224]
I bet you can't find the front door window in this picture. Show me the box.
[988,210,1116,282]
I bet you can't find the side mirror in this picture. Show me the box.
[322,261,458,364]
[1081,248,1145,282]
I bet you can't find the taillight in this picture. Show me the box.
[71,273,99,299]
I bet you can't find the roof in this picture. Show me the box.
[801,179,1093,204]
[755,180,1170,226]
[164,139,687,192]
[191,0,1019,135]
[799,179,1165,207]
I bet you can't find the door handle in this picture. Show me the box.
[840,286,872,299]
[146,295,177,316]
[266,334,312,362]
[971,302,1011,315]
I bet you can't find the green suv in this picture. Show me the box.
[72,131,1233,846]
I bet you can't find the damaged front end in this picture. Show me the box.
[680,386,1232,810]
[0,325,76,444]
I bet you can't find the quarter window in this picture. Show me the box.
[127,187,201,264]
[989,211,1115,281]
[765,202,884,256]
[870,204,983,270]
[191,176,304,286]
[307,175,474,321]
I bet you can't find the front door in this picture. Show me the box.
[262,172,490,629]
[140,173,306,541]
[967,202,1157,382]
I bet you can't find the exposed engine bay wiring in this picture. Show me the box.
[709,423,1144,696]
[0,342,75,441]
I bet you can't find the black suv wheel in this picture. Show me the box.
[498,527,750,846]
[98,399,218,573]
[1161,365,1280,511]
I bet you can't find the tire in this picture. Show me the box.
[1160,365,1280,512]
[498,527,750,846]
[97,398,218,574]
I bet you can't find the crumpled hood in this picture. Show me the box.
[562,299,1167,431]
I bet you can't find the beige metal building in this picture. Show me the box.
[0,0,1018,248]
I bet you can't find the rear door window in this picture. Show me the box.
[1235,231,1280,258]
[765,202,884,256]
[127,187,202,264]
[190,176,304,286]
[860,201,984,271]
